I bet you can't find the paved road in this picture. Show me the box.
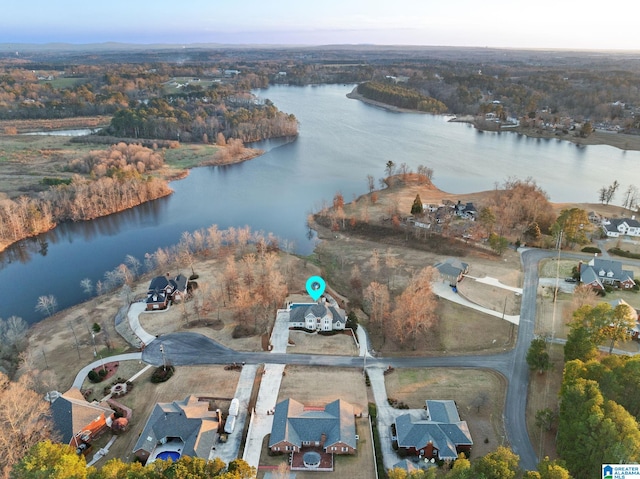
[136,248,560,471]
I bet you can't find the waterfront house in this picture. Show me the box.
[146,273,188,310]
[49,388,115,452]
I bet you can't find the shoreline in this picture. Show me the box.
[347,87,640,152]
[0,144,266,254]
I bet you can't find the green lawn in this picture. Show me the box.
[164,144,219,169]
[40,77,89,89]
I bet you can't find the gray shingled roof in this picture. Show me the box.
[606,218,640,232]
[395,402,472,461]
[269,398,356,450]
[49,388,114,444]
[434,258,468,280]
[289,303,345,326]
[133,395,219,460]
[580,259,634,285]
[426,400,461,423]
[329,306,346,325]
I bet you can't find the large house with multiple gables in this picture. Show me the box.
[287,300,347,332]
[579,258,635,290]
[601,217,640,238]
[269,398,357,455]
[146,273,188,310]
[48,388,115,452]
[394,400,473,461]
[133,395,220,464]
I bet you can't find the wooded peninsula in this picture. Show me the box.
[3,45,640,250]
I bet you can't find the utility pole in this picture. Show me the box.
[42,349,48,369]
[68,322,81,360]
[160,344,167,371]
[551,230,563,342]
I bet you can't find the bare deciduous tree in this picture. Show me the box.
[80,278,93,296]
[0,372,59,478]
[390,267,438,346]
[363,282,390,339]
[35,294,57,317]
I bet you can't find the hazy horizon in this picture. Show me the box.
[2,0,638,51]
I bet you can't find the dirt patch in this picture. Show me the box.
[384,368,507,459]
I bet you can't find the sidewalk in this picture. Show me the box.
[72,352,143,389]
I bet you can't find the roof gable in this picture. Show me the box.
[133,395,219,458]
[50,388,114,444]
[269,398,356,449]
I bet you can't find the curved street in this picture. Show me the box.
[133,248,556,471]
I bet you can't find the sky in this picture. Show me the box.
[0,0,635,50]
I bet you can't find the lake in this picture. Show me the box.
[3,84,640,324]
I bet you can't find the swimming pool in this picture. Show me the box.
[156,451,181,461]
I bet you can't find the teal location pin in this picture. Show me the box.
[306,276,326,301]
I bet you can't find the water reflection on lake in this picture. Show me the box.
[4,84,640,324]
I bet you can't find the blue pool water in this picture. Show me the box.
[156,451,181,461]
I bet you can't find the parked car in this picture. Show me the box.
[564,277,577,283]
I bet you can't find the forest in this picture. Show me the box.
[356,81,448,113]
[3,46,640,132]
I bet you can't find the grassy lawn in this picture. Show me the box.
[385,368,506,459]
[40,77,89,89]
[539,258,577,279]
[164,144,219,169]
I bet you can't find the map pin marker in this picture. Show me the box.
[306,276,326,301]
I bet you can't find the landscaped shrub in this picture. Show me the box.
[98,368,107,378]
[150,366,175,383]
[609,247,640,259]
[92,322,101,333]
[88,370,100,383]
[232,324,254,338]
[581,246,601,254]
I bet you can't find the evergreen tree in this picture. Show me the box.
[411,194,424,215]
[526,337,551,373]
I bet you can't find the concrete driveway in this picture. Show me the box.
[431,281,520,325]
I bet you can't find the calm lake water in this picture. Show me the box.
[3,84,640,324]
